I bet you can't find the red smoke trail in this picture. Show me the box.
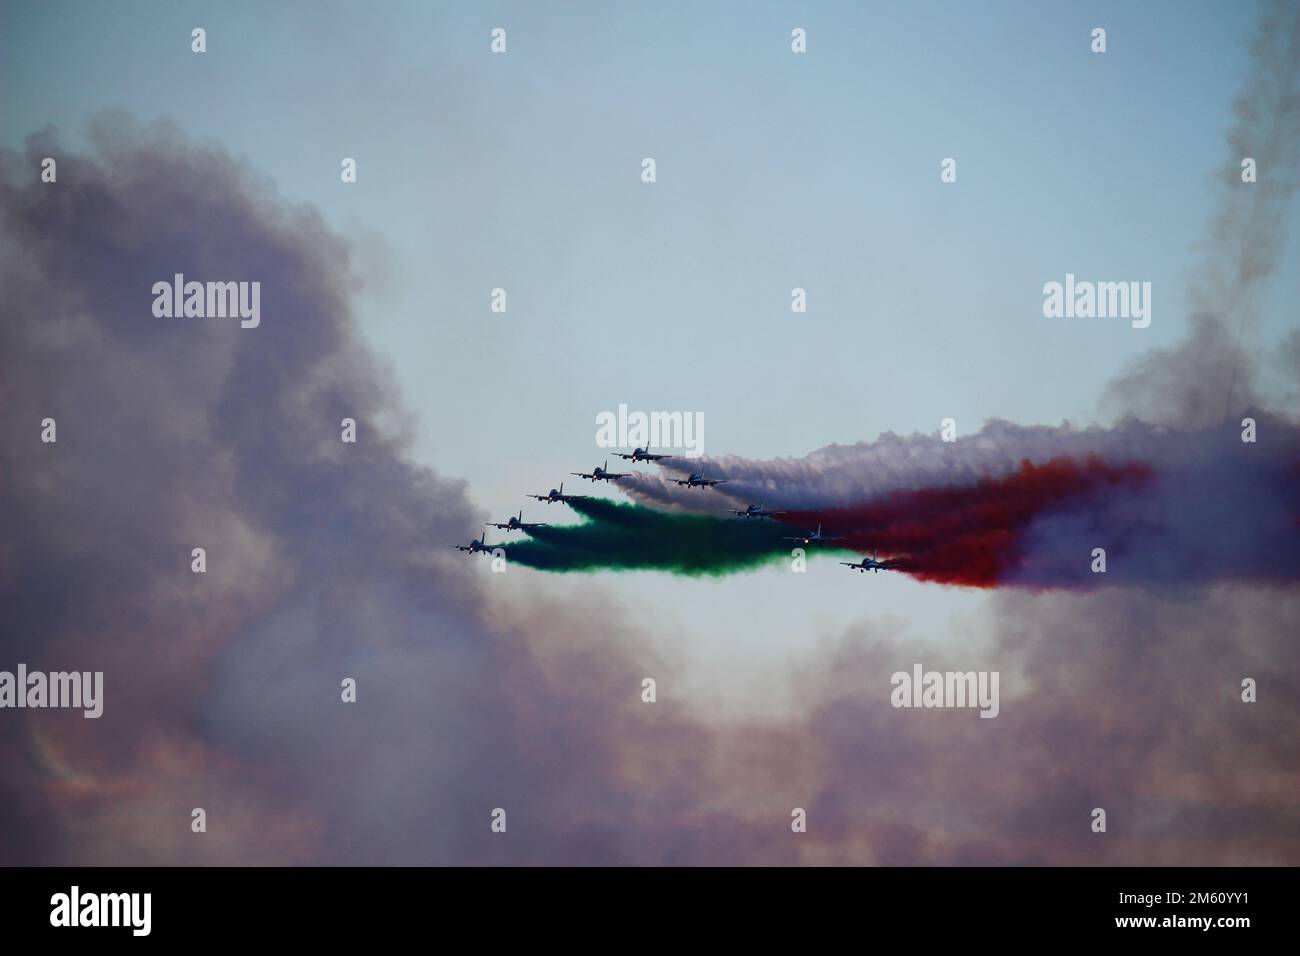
[782,456,1154,587]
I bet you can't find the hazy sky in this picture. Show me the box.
[4,0,1295,704]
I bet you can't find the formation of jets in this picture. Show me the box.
[452,448,901,574]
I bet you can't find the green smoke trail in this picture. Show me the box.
[500,497,843,575]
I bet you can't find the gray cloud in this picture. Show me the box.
[0,115,753,865]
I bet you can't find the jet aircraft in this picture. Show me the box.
[452,528,497,555]
[571,460,631,483]
[489,510,548,532]
[783,524,843,545]
[673,468,729,488]
[613,448,670,463]
[527,482,586,505]
[841,555,901,573]
[729,504,787,519]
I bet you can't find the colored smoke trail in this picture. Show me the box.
[503,447,1300,589]
[503,458,1164,587]
[501,497,840,575]
[779,456,1154,587]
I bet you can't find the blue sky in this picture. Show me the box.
[4,0,1292,700]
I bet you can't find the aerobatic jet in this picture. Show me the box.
[527,481,586,505]
[489,510,548,533]
[571,460,632,483]
[783,524,843,545]
[729,504,787,519]
[613,447,670,463]
[452,527,497,555]
[841,555,900,574]
[673,468,729,488]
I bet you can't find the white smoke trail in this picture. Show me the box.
[622,418,1279,511]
